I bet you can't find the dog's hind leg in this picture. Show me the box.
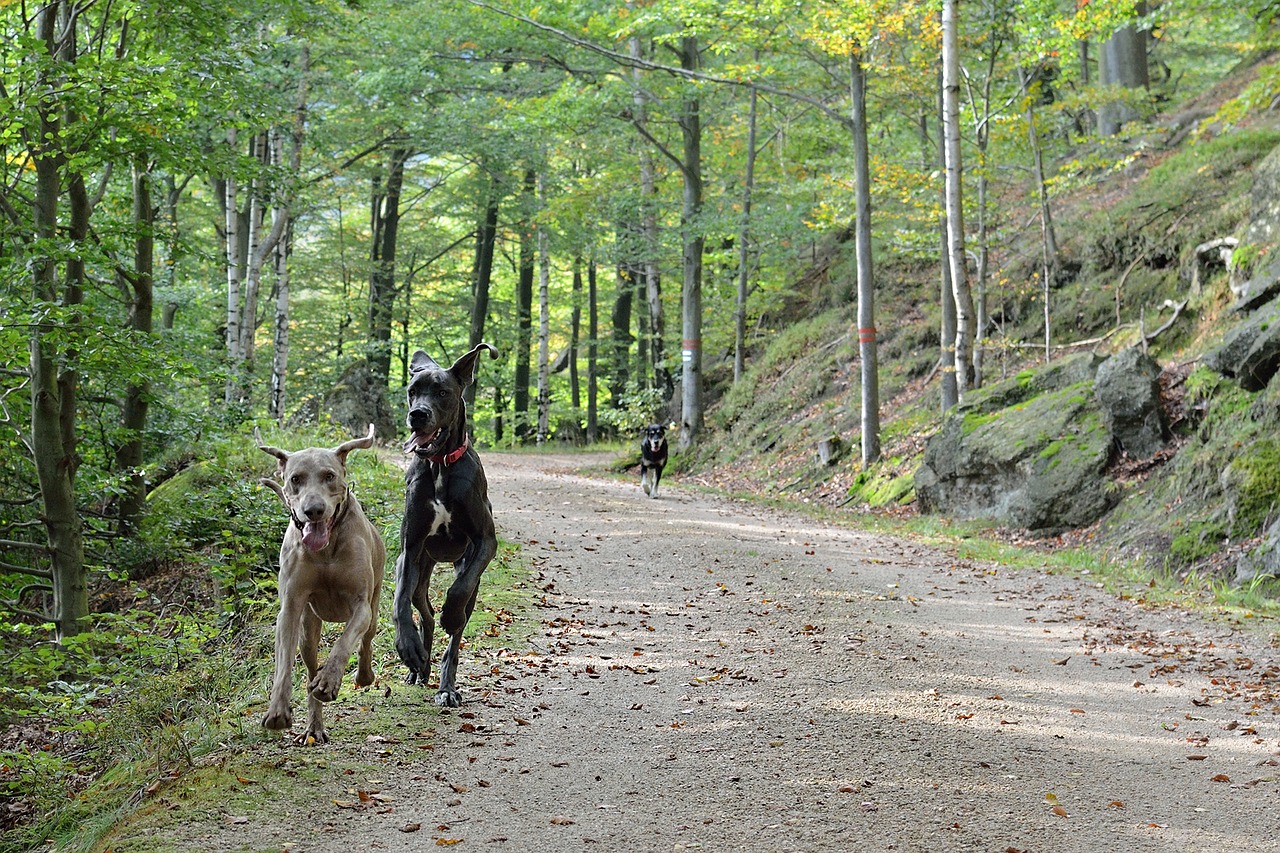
[299,609,328,745]
[355,608,377,690]
[435,584,481,707]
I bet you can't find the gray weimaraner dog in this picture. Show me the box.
[394,343,498,707]
[259,425,386,744]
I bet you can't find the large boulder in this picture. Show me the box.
[1094,348,1167,459]
[1244,144,1280,247]
[915,357,1116,533]
[289,360,398,442]
[1203,301,1280,390]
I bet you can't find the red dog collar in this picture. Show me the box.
[427,437,469,466]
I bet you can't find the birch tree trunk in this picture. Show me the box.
[926,90,958,411]
[850,50,879,465]
[942,0,976,395]
[536,172,551,445]
[587,257,599,443]
[223,128,242,404]
[734,65,759,385]
[570,257,583,413]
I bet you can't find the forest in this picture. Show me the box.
[4,0,1280,847]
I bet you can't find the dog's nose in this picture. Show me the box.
[408,408,431,428]
[302,503,326,521]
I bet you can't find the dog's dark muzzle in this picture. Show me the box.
[408,408,436,431]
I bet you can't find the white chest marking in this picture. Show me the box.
[429,500,451,537]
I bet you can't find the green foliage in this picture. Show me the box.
[597,383,670,435]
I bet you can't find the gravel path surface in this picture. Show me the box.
[147,451,1280,852]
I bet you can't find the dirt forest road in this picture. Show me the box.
[185,451,1280,853]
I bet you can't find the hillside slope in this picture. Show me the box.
[689,59,1280,592]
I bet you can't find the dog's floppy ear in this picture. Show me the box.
[409,350,441,375]
[333,423,375,466]
[449,342,499,388]
[259,443,290,475]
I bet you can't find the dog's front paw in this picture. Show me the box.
[439,602,467,636]
[263,706,293,731]
[434,687,462,708]
[395,633,428,674]
[309,668,344,703]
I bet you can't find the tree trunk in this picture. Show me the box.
[850,51,880,465]
[30,0,87,640]
[734,63,759,385]
[631,33,670,403]
[239,132,267,370]
[268,45,307,422]
[369,148,409,390]
[1019,64,1060,362]
[1097,5,1149,136]
[115,158,155,533]
[926,94,958,412]
[942,0,976,395]
[536,171,551,445]
[570,257,583,413]
[269,222,292,422]
[587,257,599,443]
[466,171,500,414]
[223,129,242,405]
[677,36,704,451]
[514,169,535,440]
[611,263,634,410]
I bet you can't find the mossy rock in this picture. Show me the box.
[916,380,1115,533]
[1221,438,1280,536]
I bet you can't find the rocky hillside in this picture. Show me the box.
[689,65,1280,591]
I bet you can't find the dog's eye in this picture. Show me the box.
[290,475,302,486]
[323,471,335,482]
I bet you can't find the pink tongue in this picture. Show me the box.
[402,433,423,453]
[302,521,330,552]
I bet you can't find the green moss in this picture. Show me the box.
[1225,439,1280,535]
[848,466,915,506]
[1170,519,1228,564]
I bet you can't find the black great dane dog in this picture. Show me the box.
[640,423,668,498]
[394,343,499,707]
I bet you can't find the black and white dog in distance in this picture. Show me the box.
[639,423,668,498]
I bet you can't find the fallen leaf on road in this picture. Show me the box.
[1051,805,1069,818]
[399,823,421,833]
[1210,774,1231,783]
[550,816,575,825]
